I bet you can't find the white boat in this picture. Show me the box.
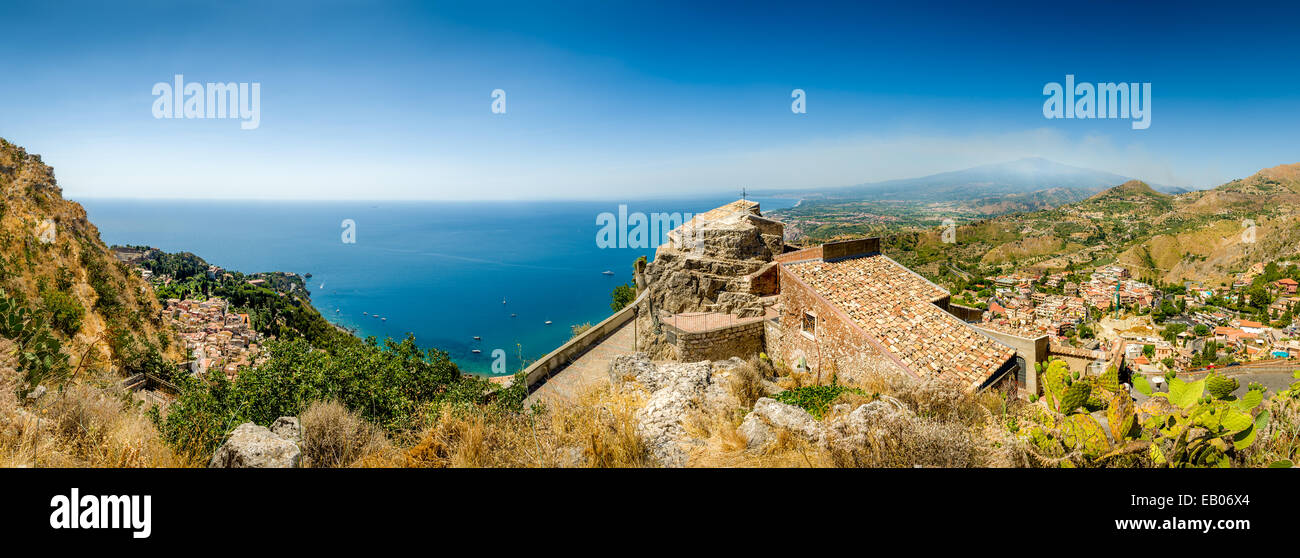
[473,336,481,340]
[544,320,552,325]
[471,349,481,354]
[602,270,614,276]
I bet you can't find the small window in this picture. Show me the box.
[801,312,816,338]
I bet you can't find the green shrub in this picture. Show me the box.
[771,382,867,419]
[152,334,499,459]
[40,288,84,336]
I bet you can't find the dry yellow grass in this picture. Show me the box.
[1,366,192,468]
[300,400,396,468]
[402,386,653,468]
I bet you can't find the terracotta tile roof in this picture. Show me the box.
[784,254,1016,389]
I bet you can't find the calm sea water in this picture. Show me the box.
[78,196,796,375]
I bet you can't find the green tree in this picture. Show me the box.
[611,282,636,312]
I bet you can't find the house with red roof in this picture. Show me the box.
[769,238,1020,394]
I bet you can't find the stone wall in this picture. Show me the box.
[946,303,985,323]
[766,266,912,386]
[971,326,1048,396]
[822,237,880,260]
[668,319,766,362]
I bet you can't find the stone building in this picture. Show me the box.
[635,199,1023,394]
[767,238,1019,392]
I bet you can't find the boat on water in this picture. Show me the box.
[544,320,552,325]
[473,336,481,340]
[602,270,615,276]
[502,298,507,304]
[471,349,481,354]
[381,318,386,321]
[510,313,517,318]
[363,312,368,315]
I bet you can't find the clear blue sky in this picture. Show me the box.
[1,0,1297,200]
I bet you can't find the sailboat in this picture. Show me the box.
[602,270,615,276]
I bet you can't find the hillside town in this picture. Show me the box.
[969,260,1300,379]
[163,297,263,379]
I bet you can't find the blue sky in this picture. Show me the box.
[1,0,1297,200]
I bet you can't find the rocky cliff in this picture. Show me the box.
[0,138,179,378]
[634,200,785,356]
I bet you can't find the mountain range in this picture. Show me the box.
[880,162,1300,288]
[775,157,1187,203]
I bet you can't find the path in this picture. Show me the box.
[524,320,637,406]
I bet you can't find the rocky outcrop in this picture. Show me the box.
[822,400,896,448]
[738,397,821,449]
[209,421,301,468]
[633,200,785,357]
[611,353,741,467]
[642,200,784,316]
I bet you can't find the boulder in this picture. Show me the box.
[634,364,713,467]
[738,397,822,450]
[270,416,302,445]
[823,401,895,448]
[209,423,301,468]
[610,353,711,393]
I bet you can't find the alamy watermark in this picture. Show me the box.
[37,218,56,244]
[1242,219,1257,244]
[341,219,356,244]
[595,205,702,251]
[1043,75,1150,130]
[941,218,957,244]
[50,488,151,539]
[152,74,260,130]
[492,89,506,114]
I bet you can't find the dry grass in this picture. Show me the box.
[403,386,653,467]
[300,400,395,468]
[1242,394,1300,467]
[726,356,769,409]
[1,368,191,468]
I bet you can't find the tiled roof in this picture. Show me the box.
[784,254,1016,389]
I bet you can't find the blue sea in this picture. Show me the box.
[79,196,797,375]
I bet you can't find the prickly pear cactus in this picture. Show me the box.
[1041,360,1072,412]
[1206,373,1239,400]
[1060,381,1091,414]
[1099,365,1120,393]
[1106,392,1138,441]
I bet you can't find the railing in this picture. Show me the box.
[121,372,181,394]
[519,289,649,391]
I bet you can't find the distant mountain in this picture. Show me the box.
[790,157,1179,202]
[883,162,1300,287]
